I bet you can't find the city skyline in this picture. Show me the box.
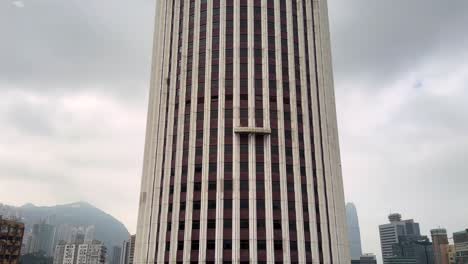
[1,0,468,263]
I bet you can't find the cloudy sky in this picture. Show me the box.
[1,0,467,261]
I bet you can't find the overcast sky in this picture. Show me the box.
[1,0,467,262]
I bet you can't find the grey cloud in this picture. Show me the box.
[0,0,155,99]
[6,100,56,137]
[329,0,468,86]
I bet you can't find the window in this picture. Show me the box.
[224,199,232,209]
[290,241,298,251]
[240,180,248,191]
[208,181,216,191]
[208,200,216,209]
[240,199,249,209]
[274,240,282,251]
[257,199,265,209]
[194,182,202,192]
[273,200,281,210]
[178,241,184,250]
[274,220,281,230]
[191,240,199,250]
[257,219,265,229]
[223,240,232,250]
[207,220,216,229]
[193,201,201,210]
[240,220,249,229]
[224,219,232,229]
[207,240,215,250]
[257,240,266,250]
[224,180,233,191]
[240,240,249,250]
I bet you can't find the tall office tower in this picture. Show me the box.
[135,0,349,262]
[346,203,363,260]
[379,213,421,263]
[431,228,449,264]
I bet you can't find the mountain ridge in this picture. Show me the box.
[1,201,130,249]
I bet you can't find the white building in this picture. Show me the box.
[63,244,76,264]
[379,213,421,262]
[53,241,67,264]
[53,240,106,264]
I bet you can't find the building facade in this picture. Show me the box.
[0,217,25,264]
[135,0,349,263]
[346,203,363,260]
[111,246,122,264]
[453,229,468,264]
[53,241,67,264]
[351,254,377,264]
[379,213,421,263]
[431,228,449,264]
[447,245,456,264]
[120,235,135,264]
[54,240,106,264]
[391,236,434,264]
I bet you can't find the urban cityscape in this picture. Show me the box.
[1,0,467,263]
[1,202,467,263]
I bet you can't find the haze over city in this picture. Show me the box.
[1,0,468,263]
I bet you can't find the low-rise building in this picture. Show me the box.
[351,253,378,264]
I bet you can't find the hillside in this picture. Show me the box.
[0,201,130,249]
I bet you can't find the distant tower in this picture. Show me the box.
[135,0,349,263]
[346,203,363,260]
[431,228,449,264]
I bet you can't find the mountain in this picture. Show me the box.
[0,202,130,249]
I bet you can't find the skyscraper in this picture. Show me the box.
[431,228,449,264]
[346,203,363,260]
[135,0,349,263]
[120,235,135,264]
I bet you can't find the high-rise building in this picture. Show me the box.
[0,216,25,264]
[431,228,449,264]
[111,246,122,264]
[453,229,468,264]
[54,240,106,264]
[53,241,67,264]
[379,213,421,263]
[25,222,56,256]
[346,203,363,260]
[120,235,135,264]
[134,0,349,263]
